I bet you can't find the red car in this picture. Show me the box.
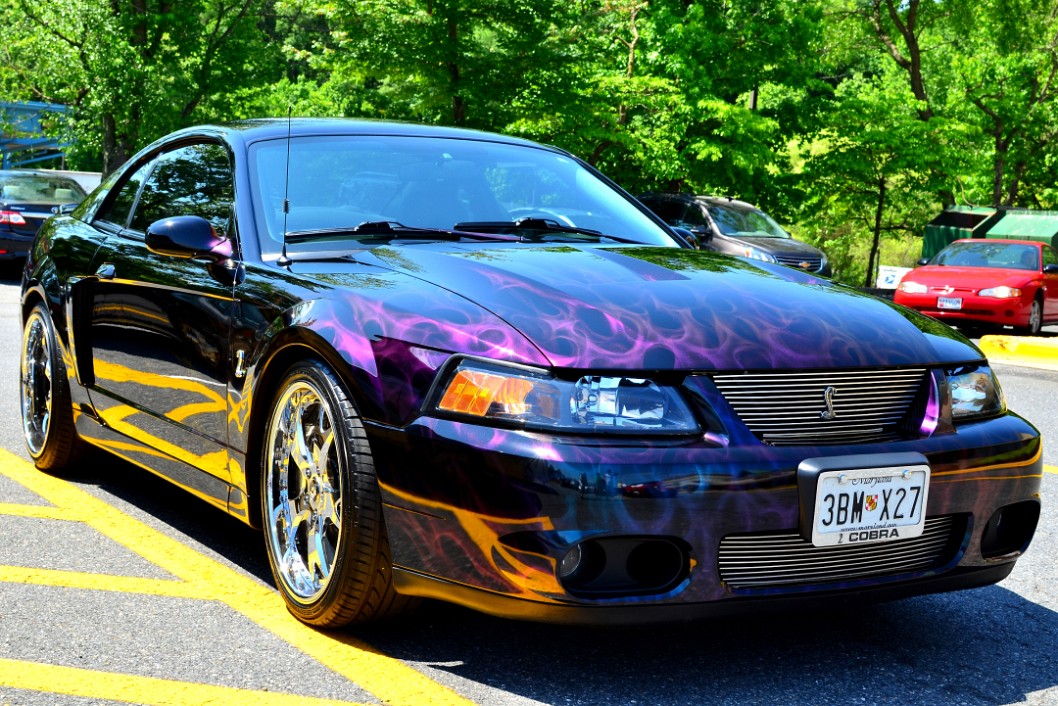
[895,239,1058,334]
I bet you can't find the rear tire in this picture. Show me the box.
[260,358,416,628]
[20,303,87,472]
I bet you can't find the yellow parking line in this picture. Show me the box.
[0,449,475,706]
[0,658,371,706]
[0,565,207,599]
[0,502,67,520]
[1045,464,1057,475]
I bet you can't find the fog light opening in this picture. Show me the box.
[626,540,685,588]
[981,501,1040,559]
[558,536,689,598]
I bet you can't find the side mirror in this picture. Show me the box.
[670,226,701,250]
[146,216,231,260]
[1044,264,1058,274]
[690,225,713,245]
[917,257,930,266]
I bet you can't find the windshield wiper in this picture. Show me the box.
[286,221,519,242]
[454,218,641,244]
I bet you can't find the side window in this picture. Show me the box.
[94,161,154,229]
[642,199,687,225]
[1043,245,1058,268]
[129,143,234,237]
[680,204,709,229]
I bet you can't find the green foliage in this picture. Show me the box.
[4,0,1058,286]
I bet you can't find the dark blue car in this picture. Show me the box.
[20,119,1041,628]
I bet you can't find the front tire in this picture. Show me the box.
[261,359,414,627]
[20,303,86,472]
[1019,297,1043,336]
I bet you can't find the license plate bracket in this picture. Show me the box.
[812,466,929,546]
[937,296,962,310]
[796,453,931,548]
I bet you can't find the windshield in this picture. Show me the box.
[248,135,678,251]
[0,174,86,203]
[708,202,789,238]
[933,241,1039,270]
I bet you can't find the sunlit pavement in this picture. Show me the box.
[0,449,473,706]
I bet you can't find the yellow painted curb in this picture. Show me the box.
[979,335,1058,372]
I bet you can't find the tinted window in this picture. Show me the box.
[1043,245,1058,268]
[680,204,709,228]
[74,168,123,223]
[933,241,1038,270]
[96,161,154,229]
[639,197,687,224]
[0,174,85,203]
[707,203,789,238]
[248,135,678,250]
[129,143,234,236]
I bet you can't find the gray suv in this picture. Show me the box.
[640,192,830,276]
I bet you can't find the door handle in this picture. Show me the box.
[95,262,116,280]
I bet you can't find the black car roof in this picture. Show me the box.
[168,118,558,152]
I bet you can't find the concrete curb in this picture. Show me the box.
[979,335,1058,372]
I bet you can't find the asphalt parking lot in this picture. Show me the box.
[0,268,1056,705]
[0,448,471,705]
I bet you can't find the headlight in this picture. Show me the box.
[947,365,1005,419]
[898,281,928,294]
[434,360,700,434]
[739,246,777,263]
[978,286,1021,298]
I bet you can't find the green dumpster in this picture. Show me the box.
[984,210,1058,248]
[921,206,1000,260]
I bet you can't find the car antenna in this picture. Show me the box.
[278,107,293,267]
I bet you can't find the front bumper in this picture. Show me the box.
[371,410,1042,623]
[894,292,1033,328]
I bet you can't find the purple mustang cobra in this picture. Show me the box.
[20,119,1041,628]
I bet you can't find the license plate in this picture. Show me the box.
[812,465,930,546]
[937,296,962,310]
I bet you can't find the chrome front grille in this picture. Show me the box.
[710,368,927,445]
[718,515,960,590]
[774,253,823,271]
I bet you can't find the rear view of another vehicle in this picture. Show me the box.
[895,239,1058,335]
[0,171,87,261]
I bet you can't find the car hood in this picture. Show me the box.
[336,243,979,370]
[904,265,1035,288]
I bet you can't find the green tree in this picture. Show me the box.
[838,0,1058,208]
[801,70,960,286]
[0,0,277,173]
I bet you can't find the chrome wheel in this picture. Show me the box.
[264,379,343,604]
[1027,299,1043,335]
[20,304,85,471]
[21,308,54,457]
[261,359,416,627]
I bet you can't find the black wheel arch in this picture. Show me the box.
[240,326,382,530]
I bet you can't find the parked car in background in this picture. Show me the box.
[638,192,831,276]
[21,119,1040,630]
[895,239,1058,335]
[0,170,87,261]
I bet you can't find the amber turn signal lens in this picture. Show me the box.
[438,370,535,417]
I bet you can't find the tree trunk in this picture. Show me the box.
[448,17,464,124]
[865,177,887,289]
[991,142,1006,208]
